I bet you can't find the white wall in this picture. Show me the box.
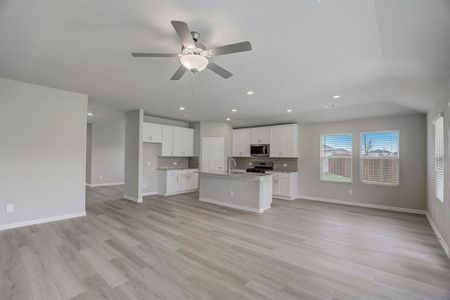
[87,102,125,186]
[0,78,87,229]
[144,115,189,127]
[298,113,427,211]
[86,123,92,184]
[427,98,450,256]
[124,109,143,202]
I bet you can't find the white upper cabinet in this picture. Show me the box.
[269,124,298,158]
[142,122,163,143]
[232,128,251,157]
[159,124,193,157]
[161,125,174,156]
[173,127,194,157]
[251,127,270,145]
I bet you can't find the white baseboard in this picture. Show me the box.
[163,189,199,196]
[274,195,296,201]
[142,192,157,196]
[0,211,86,231]
[123,194,143,203]
[86,182,124,187]
[426,212,450,259]
[298,195,426,215]
[199,197,266,213]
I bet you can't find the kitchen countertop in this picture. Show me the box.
[231,169,298,174]
[199,171,272,181]
[157,168,199,171]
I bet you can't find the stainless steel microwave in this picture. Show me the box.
[250,144,270,157]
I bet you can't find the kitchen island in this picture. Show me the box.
[199,172,273,213]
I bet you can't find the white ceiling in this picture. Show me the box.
[0,0,449,126]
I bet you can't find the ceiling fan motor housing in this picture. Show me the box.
[191,31,200,42]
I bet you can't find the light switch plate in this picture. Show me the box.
[6,204,14,213]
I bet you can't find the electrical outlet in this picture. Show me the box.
[173,161,178,165]
[248,162,253,166]
[98,175,103,183]
[348,189,353,195]
[283,164,288,168]
[230,190,234,197]
[6,204,14,213]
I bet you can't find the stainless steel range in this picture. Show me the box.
[246,162,273,174]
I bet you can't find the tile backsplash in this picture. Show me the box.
[234,157,298,172]
[157,157,189,169]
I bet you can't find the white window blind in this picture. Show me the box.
[320,134,352,183]
[360,131,399,185]
[434,115,444,202]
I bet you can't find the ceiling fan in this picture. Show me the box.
[131,21,252,80]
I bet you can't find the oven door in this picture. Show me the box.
[250,145,269,156]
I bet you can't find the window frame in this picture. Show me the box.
[359,130,400,186]
[319,133,353,184]
[433,114,444,202]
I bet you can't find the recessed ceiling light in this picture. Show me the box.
[87,112,93,116]
[179,106,185,110]
[231,109,238,112]
[246,90,254,96]
[287,109,293,113]
[226,118,231,121]
[333,95,341,99]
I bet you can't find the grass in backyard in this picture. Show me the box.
[322,172,351,182]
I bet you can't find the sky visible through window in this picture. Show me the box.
[323,134,352,152]
[360,131,399,154]
[323,132,399,153]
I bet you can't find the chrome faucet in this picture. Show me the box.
[228,158,237,175]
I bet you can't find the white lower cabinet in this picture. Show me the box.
[157,169,199,196]
[272,172,298,200]
[166,172,179,194]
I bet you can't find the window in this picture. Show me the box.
[360,131,399,185]
[434,115,444,202]
[320,134,353,183]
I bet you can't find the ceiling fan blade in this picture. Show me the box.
[208,41,252,56]
[131,52,178,57]
[171,20,196,49]
[207,63,233,79]
[170,66,187,80]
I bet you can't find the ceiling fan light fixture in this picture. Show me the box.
[180,54,209,72]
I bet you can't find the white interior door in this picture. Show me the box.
[202,137,225,173]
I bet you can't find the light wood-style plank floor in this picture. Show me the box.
[1,185,450,300]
